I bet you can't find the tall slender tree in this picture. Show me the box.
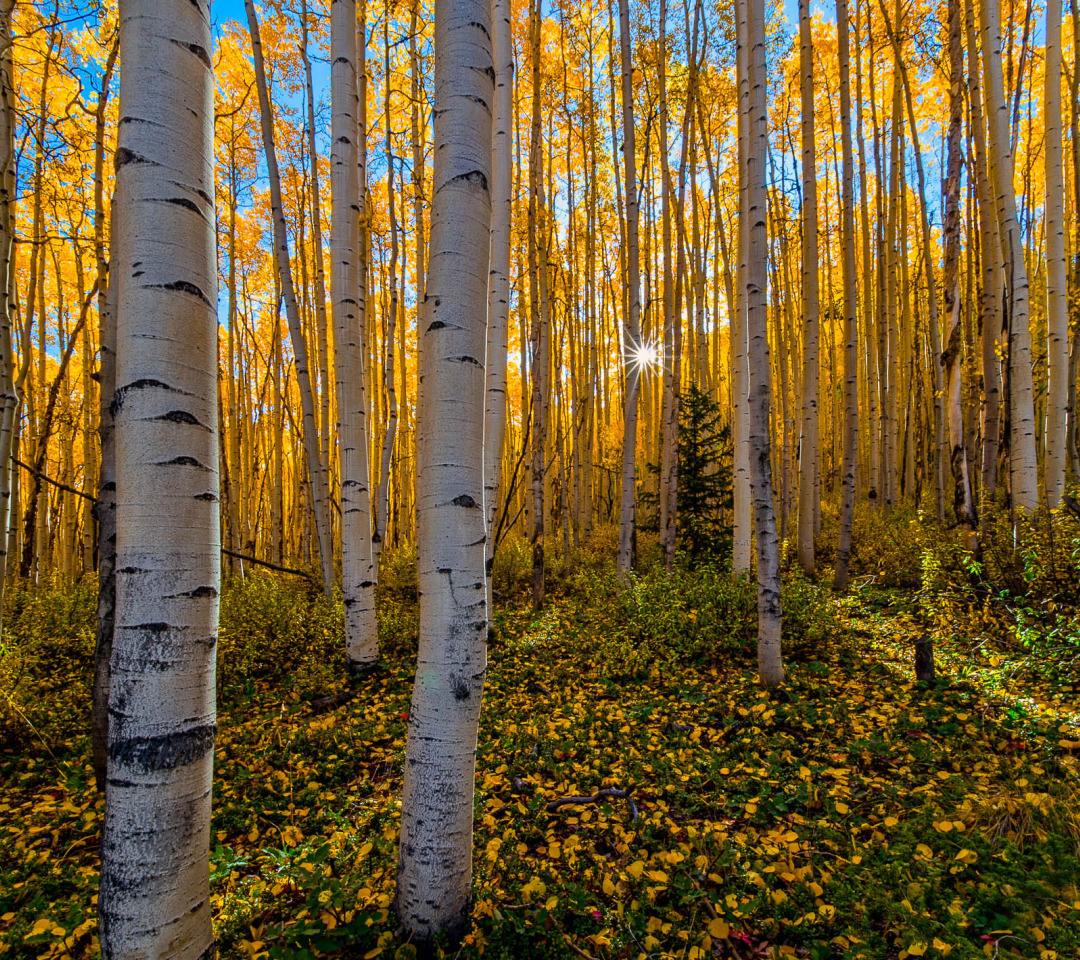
[616,0,643,577]
[334,0,379,670]
[1044,0,1067,508]
[485,0,514,623]
[744,0,784,685]
[98,0,220,953]
[797,0,819,575]
[245,0,335,595]
[393,0,494,941]
[835,0,859,591]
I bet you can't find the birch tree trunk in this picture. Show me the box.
[333,0,378,670]
[981,0,1039,512]
[731,0,753,574]
[300,0,333,475]
[744,0,784,685]
[98,0,219,954]
[484,0,513,624]
[528,0,549,606]
[616,0,642,577]
[1044,0,1067,508]
[394,0,493,940]
[835,0,859,591]
[942,0,977,544]
[966,0,1003,508]
[0,0,17,647]
[797,0,819,575]
[375,15,399,560]
[245,0,335,595]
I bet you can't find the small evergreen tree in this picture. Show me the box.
[677,384,733,564]
[643,384,733,564]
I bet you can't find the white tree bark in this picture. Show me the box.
[980,0,1039,512]
[835,0,858,591]
[99,0,219,955]
[484,0,513,623]
[0,0,17,641]
[796,0,819,575]
[393,0,493,941]
[1044,0,1067,508]
[245,0,336,593]
[744,0,783,685]
[333,0,378,670]
[731,0,752,575]
[616,0,642,577]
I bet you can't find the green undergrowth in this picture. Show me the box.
[1,513,1079,960]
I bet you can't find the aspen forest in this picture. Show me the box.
[2,0,1080,953]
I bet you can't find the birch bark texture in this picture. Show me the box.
[484,0,514,622]
[980,0,1039,512]
[616,0,642,577]
[393,0,493,941]
[834,0,859,592]
[332,0,378,670]
[744,0,784,685]
[1044,0,1067,508]
[98,0,220,955]
[797,0,819,576]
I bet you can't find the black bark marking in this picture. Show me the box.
[444,169,488,192]
[166,585,218,599]
[158,455,211,469]
[451,675,470,700]
[427,319,447,331]
[126,622,171,632]
[170,37,212,68]
[114,146,152,169]
[112,378,175,415]
[451,355,482,366]
[109,723,216,773]
[149,279,213,306]
[151,410,206,428]
[193,491,218,501]
[452,494,479,508]
[151,196,206,220]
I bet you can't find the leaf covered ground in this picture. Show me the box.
[1,557,1079,960]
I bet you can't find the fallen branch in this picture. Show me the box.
[546,786,639,822]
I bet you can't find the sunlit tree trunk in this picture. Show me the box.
[797,0,819,574]
[393,0,493,941]
[731,0,752,575]
[98,0,219,954]
[965,0,1003,508]
[300,0,333,476]
[835,0,859,591]
[616,0,642,577]
[981,0,1039,511]
[527,0,550,605]
[333,0,378,671]
[743,0,783,685]
[484,0,513,624]
[245,0,334,595]
[1044,0,1067,508]
[942,0,977,544]
[0,0,17,644]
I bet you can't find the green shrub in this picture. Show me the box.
[575,563,837,679]
[217,574,341,695]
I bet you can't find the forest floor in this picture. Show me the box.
[1,561,1079,960]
